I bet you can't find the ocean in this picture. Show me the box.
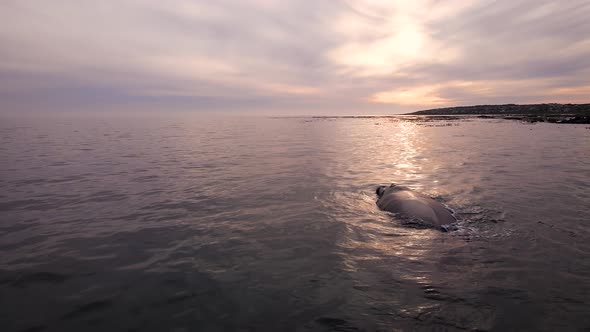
[1,114,590,331]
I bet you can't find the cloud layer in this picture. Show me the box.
[1,0,589,114]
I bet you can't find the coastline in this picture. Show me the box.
[406,103,590,124]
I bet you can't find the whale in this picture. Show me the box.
[376,184,457,231]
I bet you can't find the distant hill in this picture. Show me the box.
[408,103,590,115]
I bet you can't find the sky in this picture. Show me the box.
[1,0,589,114]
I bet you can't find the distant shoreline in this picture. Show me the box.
[406,103,590,124]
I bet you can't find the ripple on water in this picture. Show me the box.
[1,116,590,331]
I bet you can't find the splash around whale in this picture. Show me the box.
[376,184,458,232]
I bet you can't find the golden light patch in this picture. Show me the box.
[326,1,466,76]
[369,85,452,106]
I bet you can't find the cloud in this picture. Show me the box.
[370,84,454,106]
[326,0,474,76]
[0,0,588,113]
[372,78,590,107]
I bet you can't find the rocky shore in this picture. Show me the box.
[408,103,590,124]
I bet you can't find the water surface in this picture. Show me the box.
[1,115,590,331]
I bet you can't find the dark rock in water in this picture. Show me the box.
[556,116,590,124]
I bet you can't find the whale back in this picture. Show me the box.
[376,185,456,229]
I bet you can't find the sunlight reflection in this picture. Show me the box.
[340,222,439,262]
[321,118,450,293]
[388,121,426,189]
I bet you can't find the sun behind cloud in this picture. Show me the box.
[326,1,466,77]
[370,85,452,106]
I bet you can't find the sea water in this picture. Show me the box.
[1,114,589,331]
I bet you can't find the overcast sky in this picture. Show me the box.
[1,0,589,114]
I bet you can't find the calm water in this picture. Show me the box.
[1,115,590,332]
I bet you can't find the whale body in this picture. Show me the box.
[376,184,457,231]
